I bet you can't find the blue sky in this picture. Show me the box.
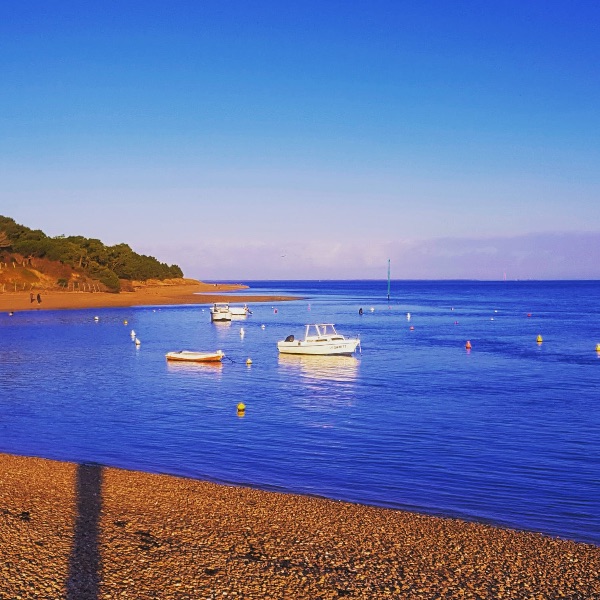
[1,1,599,280]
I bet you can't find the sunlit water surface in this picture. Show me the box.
[1,280,599,545]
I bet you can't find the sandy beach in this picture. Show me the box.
[0,280,296,313]
[1,453,598,599]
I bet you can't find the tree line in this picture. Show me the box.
[0,215,183,292]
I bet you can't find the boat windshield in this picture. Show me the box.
[306,324,338,337]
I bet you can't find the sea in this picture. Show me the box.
[1,280,599,546]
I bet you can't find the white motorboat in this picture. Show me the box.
[229,304,252,318]
[277,323,361,356]
[166,350,224,363]
[210,303,232,322]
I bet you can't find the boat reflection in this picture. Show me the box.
[166,361,223,378]
[211,320,232,339]
[277,353,360,381]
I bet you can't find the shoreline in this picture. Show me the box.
[0,280,298,313]
[1,452,599,598]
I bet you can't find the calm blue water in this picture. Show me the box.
[1,280,599,546]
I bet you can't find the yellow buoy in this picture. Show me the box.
[537,335,543,344]
[237,402,246,416]
[246,357,252,365]
[465,340,472,350]
[595,343,600,352]
[123,320,128,325]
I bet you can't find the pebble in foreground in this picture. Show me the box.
[1,454,599,599]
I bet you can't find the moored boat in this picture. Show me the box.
[277,324,360,356]
[165,350,225,363]
[210,303,232,321]
[230,304,252,318]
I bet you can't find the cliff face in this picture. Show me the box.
[0,255,82,293]
[0,254,197,294]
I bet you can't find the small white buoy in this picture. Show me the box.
[130,329,136,339]
[135,337,141,346]
[240,327,245,338]
[261,324,266,330]
[406,312,411,320]
[370,307,375,312]
[94,316,99,321]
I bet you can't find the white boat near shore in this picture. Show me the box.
[210,303,232,321]
[230,304,252,318]
[210,303,251,321]
[277,323,361,356]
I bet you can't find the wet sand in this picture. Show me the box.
[0,280,296,313]
[1,453,598,599]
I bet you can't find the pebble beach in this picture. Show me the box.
[1,453,599,599]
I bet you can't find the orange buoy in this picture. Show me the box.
[465,340,472,350]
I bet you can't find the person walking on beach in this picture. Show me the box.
[30,292,34,303]
[36,293,41,304]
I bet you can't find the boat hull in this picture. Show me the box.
[277,339,360,356]
[210,313,232,322]
[165,351,224,363]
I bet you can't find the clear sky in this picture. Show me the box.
[1,1,599,280]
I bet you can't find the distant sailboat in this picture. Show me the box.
[387,259,391,303]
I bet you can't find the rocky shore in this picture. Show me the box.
[1,453,598,599]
